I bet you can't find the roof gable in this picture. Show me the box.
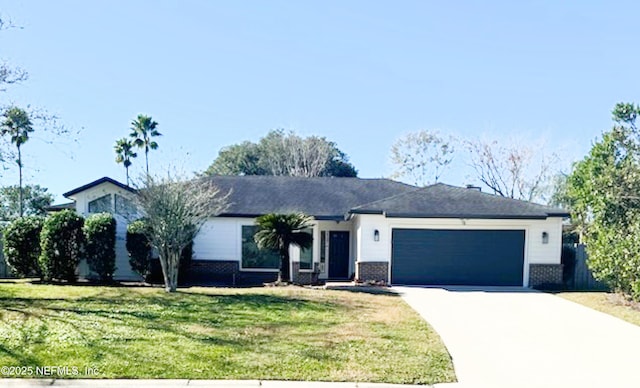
[63,177,136,198]
[350,183,569,219]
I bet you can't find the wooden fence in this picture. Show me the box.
[565,243,608,291]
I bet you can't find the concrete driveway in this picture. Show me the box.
[394,286,640,387]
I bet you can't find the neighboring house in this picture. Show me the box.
[50,176,569,287]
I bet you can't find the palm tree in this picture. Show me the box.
[0,106,34,217]
[114,138,137,185]
[254,213,313,284]
[129,114,161,176]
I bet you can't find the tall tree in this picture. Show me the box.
[129,114,161,176]
[203,130,358,177]
[564,102,640,299]
[134,174,228,292]
[465,137,558,203]
[114,137,137,185]
[390,130,454,186]
[0,106,34,217]
[254,213,313,284]
[0,184,53,221]
[205,141,265,175]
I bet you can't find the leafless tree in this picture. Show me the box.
[390,130,455,186]
[0,18,28,92]
[464,137,558,203]
[261,131,335,177]
[134,173,229,292]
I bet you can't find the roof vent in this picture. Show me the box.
[465,184,482,192]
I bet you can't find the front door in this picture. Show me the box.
[329,231,350,279]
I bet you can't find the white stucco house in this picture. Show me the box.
[51,176,569,287]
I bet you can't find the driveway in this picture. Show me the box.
[395,286,640,387]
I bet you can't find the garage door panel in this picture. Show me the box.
[391,229,525,286]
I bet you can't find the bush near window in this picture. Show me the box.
[2,216,44,277]
[126,219,153,280]
[127,219,194,283]
[39,210,84,282]
[84,212,116,282]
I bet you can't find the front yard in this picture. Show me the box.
[0,282,455,384]
[557,292,640,327]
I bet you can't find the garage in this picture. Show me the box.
[391,229,526,286]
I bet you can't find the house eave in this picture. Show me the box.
[216,213,345,221]
[383,213,551,220]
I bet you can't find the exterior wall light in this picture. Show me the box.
[542,231,549,244]
[374,229,380,242]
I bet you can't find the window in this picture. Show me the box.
[88,194,112,213]
[299,228,313,270]
[115,194,137,217]
[320,231,327,272]
[241,225,280,269]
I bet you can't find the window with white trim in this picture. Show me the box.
[299,228,313,270]
[241,225,280,269]
[88,194,112,214]
[115,194,136,217]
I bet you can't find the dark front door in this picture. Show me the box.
[391,229,525,286]
[329,231,350,279]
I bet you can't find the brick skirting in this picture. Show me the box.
[529,264,563,288]
[356,261,389,284]
[185,260,239,285]
[291,262,320,285]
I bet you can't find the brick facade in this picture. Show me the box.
[186,260,240,285]
[529,264,563,288]
[291,262,320,285]
[356,261,389,284]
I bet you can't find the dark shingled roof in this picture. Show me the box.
[206,175,416,220]
[350,183,569,219]
[64,177,135,198]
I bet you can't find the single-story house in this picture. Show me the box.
[53,175,569,287]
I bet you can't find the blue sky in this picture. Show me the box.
[0,1,638,203]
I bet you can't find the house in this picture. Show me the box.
[53,175,569,287]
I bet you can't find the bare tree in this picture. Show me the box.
[390,130,454,186]
[260,130,336,177]
[464,137,558,203]
[0,18,28,92]
[134,173,229,292]
[286,135,334,177]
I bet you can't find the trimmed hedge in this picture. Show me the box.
[39,210,84,282]
[84,212,116,282]
[126,219,152,280]
[3,216,44,277]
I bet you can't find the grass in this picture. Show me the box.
[0,282,455,384]
[557,292,640,326]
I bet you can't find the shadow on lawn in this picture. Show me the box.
[325,285,399,297]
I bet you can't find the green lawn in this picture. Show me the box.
[557,292,640,326]
[0,282,455,384]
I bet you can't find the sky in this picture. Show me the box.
[0,1,639,203]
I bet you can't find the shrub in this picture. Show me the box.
[126,219,152,280]
[84,212,116,282]
[3,216,44,277]
[39,210,84,282]
[586,222,640,299]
